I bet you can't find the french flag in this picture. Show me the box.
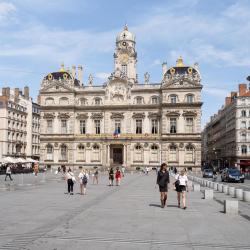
[113,129,120,138]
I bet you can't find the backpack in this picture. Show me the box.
[82,174,88,184]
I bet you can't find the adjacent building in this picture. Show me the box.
[202,83,250,171]
[39,25,203,170]
[0,87,40,160]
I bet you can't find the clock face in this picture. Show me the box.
[122,41,127,47]
[120,53,129,63]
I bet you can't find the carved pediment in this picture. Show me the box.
[76,113,89,119]
[58,112,71,119]
[110,112,124,119]
[148,112,161,119]
[165,111,180,117]
[41,80,75,93]
[43,112,56,119]
[183,111,197,117]
[132,112,145,119]
[91,112,103,119]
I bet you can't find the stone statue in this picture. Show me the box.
[144,72,150,84]
[88,74,93,86]
[114,67,122,78]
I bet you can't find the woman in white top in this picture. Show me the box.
[174,169,188,209]
[66,168,75,195]
[78,170,89,195]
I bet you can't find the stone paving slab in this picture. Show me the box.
[0,172,250,250]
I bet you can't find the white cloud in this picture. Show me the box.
[0,2,16,22]
[95,72,110,80]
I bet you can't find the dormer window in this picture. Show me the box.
[152,96,158,104]
[136,97,143,104]
[95,98,101,106]
[187,94,194,103]
[170,95,177,104]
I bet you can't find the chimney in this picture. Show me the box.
[162,62,167,77]
[231,91,237,99]
[6,87,10,97]
[72,65,76,79]
[77,65,83,86]
[2,87,6,96]
[239,83,247,96]
[15,88,20,99]
[225,97,231,106]
[24,86,29,100]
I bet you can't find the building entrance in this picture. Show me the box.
[110,145,123,165]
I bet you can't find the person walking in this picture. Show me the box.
[93,168,99,184]
[66,168,75,195]
[109,167,114,186]
[115,168,122,186]
[156,163,169,208]
[78,169,89,195]
[34,163,39,176]
[5,165,13,181]
[174,169,188,209]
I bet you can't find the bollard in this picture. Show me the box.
[193,184,200,192]
[210,182,214,189]
[223,185,229,195]
[224,200,238,215]
[218,184,223,192]
[235,189,243,200]
[213,182,218,191]
[243,191,250,202]
[204,189,214,199]
[229,187,235,197]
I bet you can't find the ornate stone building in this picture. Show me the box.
[39,25,203,170]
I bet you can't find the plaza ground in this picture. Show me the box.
[0,171,250,250]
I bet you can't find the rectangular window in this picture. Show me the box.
[47,120,53,133]
[136,119,142,134]
[95,120,101,134]
[170,118,177,133]
[121,64,127,76]
[80,120,86,134]
[186,118,194,133]
[241,121,246,129]
[61,120,67,133]
[115,120,121,134]
[151,119,158,134]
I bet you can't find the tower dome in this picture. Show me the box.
[116,24,135,43]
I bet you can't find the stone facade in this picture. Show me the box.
[39,26,203,170]
[0,87,40,160]
[202,83,250,171]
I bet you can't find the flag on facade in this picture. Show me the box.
[113,129,120,138]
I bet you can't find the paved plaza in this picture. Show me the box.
[0,172,250,250]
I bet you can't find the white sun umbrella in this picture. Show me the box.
[2,157,17,164]
[26,158,36,163]
[16,158,26,163]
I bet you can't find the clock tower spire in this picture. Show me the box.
[114,25,137,84]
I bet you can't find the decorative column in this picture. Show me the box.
[123,144,127,166]
[107,144,110,167]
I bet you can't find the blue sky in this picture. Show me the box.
[0,0,250,127]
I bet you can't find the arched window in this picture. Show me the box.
[94,98,101,106]
[169,94,177,104]
[185,145,194,162]
[169,145,177,162]
[136,96,143,104]
[79,98,87,106]
[241,110,246,117]
[134,144,143,162]
[45,97,54,105]
[150,144,158,162]
[92,144,100,162]
[46,144,53,160]
[60,145,68,161]
[121,64,127,76]
[59,97,69,105]
[241,145,247,155]
[241,133,247,142]
[186,94,194,103]
[77,144,85,161]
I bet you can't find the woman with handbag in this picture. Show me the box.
[66,168,75,195]
[156,163,169,208]
[175,169,188,209]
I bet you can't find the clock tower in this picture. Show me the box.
[114,25,137,83]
